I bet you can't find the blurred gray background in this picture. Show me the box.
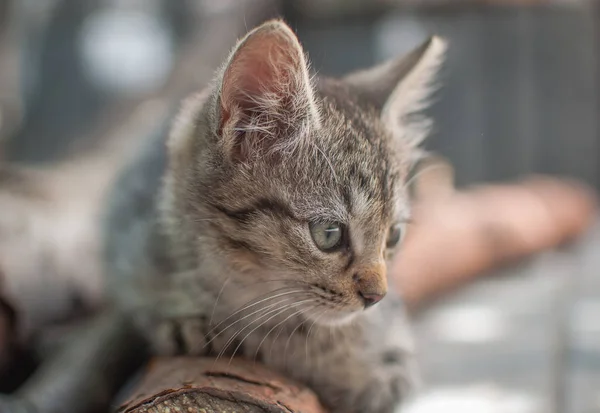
[2,0,598,190]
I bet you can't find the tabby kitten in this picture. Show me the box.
[104,19,446,413]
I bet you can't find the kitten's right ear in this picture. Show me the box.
[343,37,447,148]
[212,19,319,164]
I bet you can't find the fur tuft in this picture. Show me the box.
[214,19,321,163]
[343,36,447,150]
[382,36,447,148]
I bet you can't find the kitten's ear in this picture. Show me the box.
[343,37,447,148]
[214,19,319,163]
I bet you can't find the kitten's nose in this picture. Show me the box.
[358,291,385,308]
[354,261,387,309]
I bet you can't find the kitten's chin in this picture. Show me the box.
[306,309,361,327]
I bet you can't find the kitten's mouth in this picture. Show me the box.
[294,281,382,325]
[301,297,366,326]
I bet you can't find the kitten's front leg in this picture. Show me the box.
[350,351,417,413]
[267,310,418,413]
[148,313,212,356]
[314,344,416,413]
[129,271,216,356]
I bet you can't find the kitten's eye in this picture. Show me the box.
[309,221,344,252]
[386,224,404,248]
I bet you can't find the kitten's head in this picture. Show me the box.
[165,20,446,325]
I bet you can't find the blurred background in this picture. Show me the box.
[0,1,599,412]
[2,0,598,187]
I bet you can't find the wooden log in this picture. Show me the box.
[118,358,327,413]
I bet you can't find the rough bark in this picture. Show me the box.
[119,358,327,413]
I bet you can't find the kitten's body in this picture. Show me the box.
[103,20,445,413]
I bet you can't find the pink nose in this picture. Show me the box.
[354,261,388,309]
[358,291,385,308]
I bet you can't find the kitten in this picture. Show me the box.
[103,19,446,413]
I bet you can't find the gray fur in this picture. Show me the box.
[103,19,446,413]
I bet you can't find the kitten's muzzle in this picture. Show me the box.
[353,261,388,309]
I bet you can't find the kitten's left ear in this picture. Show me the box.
[214,19,320,163]
[343,37,447,148]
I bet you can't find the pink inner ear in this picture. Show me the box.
[217,25,312,163]
[220,30,301,120]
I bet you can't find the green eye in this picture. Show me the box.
[309,221,344,252]
[386,224,404,248]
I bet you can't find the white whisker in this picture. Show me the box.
[283,305,320,363]
[312,142,338,184]
[204,294,305,349]
[254,301,315,362]
[229,298,315,365]
[204,288,306,340]
[213,297,307,366]
[268,305,313,361]
[305,306,328,366]
[209,276,230,326]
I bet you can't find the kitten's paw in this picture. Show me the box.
[352,376,407,413]
[332,370,413,413]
